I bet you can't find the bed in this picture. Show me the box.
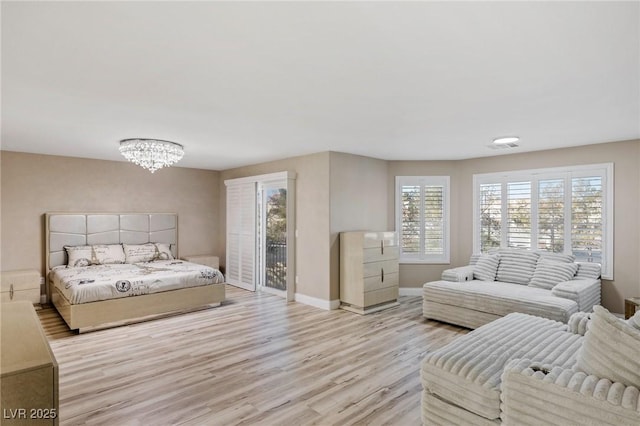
[46,213,225,332]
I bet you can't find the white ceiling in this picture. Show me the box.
[2,1,639,171]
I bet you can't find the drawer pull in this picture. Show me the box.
[381,268,384,282]
[380,240,384,255]
[10,284,14,300]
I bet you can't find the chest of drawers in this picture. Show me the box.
[340,231,399,314]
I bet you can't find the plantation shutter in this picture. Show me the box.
[538,179,565,252]
[571,176,603,264]
[506,181,531,249]
[479,183,502,252]
[424,185,444,254]
[225,181,256,291]
[400,184,421,255]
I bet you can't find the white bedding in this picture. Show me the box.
[50,260,225,304]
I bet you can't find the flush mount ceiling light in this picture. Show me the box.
[119,139,184,173]
[492,136,520,145]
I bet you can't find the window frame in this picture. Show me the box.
[472,163,614,279]
[395,175,451,264]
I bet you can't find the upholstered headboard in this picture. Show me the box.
[45,213,178,272]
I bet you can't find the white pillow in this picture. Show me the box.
[154,243,174,260]
[92,244,125,265]
[123,243,157,263]
[575,262,601,280]
[65,245,93,267]
[576,305,640,388]
[528,259,578,290]
[495,249,539,285]
[473,254,500,281]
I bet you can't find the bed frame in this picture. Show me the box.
[45,212,225,332]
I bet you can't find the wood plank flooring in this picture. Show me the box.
[37,286,467,425]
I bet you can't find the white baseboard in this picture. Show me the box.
[294,293,340,310]
[399,287,423,297]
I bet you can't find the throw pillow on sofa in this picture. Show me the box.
[473,254,500,281]
[575,262,602,280]
[537,252,576,263]
[576,305,640,388]
[495,249,539,285]
[529,259,578,290]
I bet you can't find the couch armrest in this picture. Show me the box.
[501,359,640,426]
[567,311,592,335]
[441,265,475,282]
[551,278,601,312]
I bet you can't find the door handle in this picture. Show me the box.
[9,284,14,300]
[381,268,384,282]
[380,240,384,255]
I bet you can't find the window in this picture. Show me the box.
[473,163,613,279]
[396,176,450,263]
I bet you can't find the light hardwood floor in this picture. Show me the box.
[37,286,467,425]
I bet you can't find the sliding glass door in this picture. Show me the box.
[225,172,296,301]
[258,182,287,295]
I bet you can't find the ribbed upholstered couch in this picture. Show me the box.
[421,307,640,425]
[423,249,601,329]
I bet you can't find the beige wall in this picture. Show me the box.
[3,140,638,313]
[219,152,331,301]
[0,151,221,284]
[329,152,388,301]
[388,140,640,313]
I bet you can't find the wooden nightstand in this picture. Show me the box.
[182,255,220,270]
[625,297,640,319]
[0,270,41,304]
[1,301,59,425]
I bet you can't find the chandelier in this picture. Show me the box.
[119,139,184,173]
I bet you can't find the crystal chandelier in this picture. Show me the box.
[119,139,184,173]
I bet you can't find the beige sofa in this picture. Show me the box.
[423,248,601,329]
[421,307,640,425]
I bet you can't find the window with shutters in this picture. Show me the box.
[473,163,613,279]
[396,176,450,263]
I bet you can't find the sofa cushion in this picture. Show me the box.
[495,249,539,285]
[529,259,578,290]
[423,280,579,323]
[576,305,640,388]
[473,254,500,281]
[421,313,582,420]
[537,252,576,263]
[575,262,601,279]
